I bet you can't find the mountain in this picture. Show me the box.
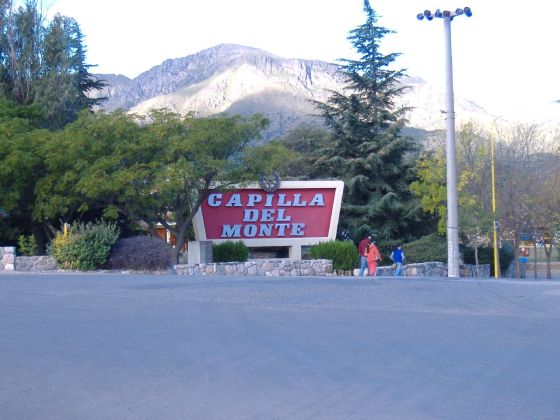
[94,43,494,139]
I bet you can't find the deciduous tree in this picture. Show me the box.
[137,111,277,263]
[0,103,51,251]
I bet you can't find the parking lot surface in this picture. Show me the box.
[1,274,560,419]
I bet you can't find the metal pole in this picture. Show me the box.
[443,17,460,277]
[489,119,500,278]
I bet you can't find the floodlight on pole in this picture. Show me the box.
[417,7,472,278]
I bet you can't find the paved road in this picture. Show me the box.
[1,274,560,420]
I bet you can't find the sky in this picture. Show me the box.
[43,0,560,118]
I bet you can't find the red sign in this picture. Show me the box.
[200,188,337,240]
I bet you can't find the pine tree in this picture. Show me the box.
[35,14,105,129]
[0,0,43,104]
[0,3,105,129]
[313,0,428,241]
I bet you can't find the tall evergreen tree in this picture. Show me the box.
[0,0,12,96]
[35,14,105,129]
[0,0,43,104]
[0,2,105,129]
[313,0,428,241]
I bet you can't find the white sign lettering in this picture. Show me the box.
[211,191,329,239]
[209,192,325,208]
[221,223,307,238]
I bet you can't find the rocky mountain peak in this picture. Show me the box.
[95,43,495,139]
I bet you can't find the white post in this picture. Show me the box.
[443,17,460,277]
[187,241,213,264]
[289,245,302,260]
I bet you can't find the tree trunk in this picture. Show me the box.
[170,193,209,264]
[33,222,53,255]
[33,227,47,255]
[474,244,479,277]
[533,239,538,279]
[544,241,553,280]
[512,236,520,279]
[173,229,187,265]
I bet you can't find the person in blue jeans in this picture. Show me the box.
[390,245,405,276]
[358,234,372,276]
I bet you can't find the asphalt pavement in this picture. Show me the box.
[1,273,560,420]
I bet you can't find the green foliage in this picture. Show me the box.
[17,234,37,256]
[105,236,174,271]
[142,112,274,263]
[0,108,284,260]
[410,151,447,234]
[311,1,429,241]
[213,241,249,263]
[48,231,73,264]
[48,221,120,270]
[411,123,494,239]
[499,243,515,273]
[277,123,332,179]
[241,140,296,177]
[403,234,448,263]
[0,99,41,122]
[0,1,42,104]
[310,240,359,271]
[463,244,514,276]
[0,115,50,249]
[0,3,105,248]
[0,3,105,127]
[34,110,144,223]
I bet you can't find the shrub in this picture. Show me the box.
[49,231,73,264]
[463,243,514,276]
[105,236,174,271]
[48,221,120,271]
[499,242,515,274]
[17,234,37,256]
[462,246,493,265]
[310,240,358,271]
[213,241,249,263]
[404,233,448,263]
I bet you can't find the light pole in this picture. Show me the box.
[489,117,500,279]
[417,7,472,277]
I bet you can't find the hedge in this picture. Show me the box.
[213,241,249,263]
[402,233,448,263]
[310,240,358,271]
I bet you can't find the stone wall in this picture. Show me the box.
[353,262,491,277]
[175,260,490,278]
[174,259,333,276]
[404,262,490,278]
[1,250,491,278]
[1,247,58,272]
[1,247,15,271]
[459,263,491,278]
[15,255,57,272]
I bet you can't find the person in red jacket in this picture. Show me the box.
[358,234,371,276]
[366,240,382,277]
